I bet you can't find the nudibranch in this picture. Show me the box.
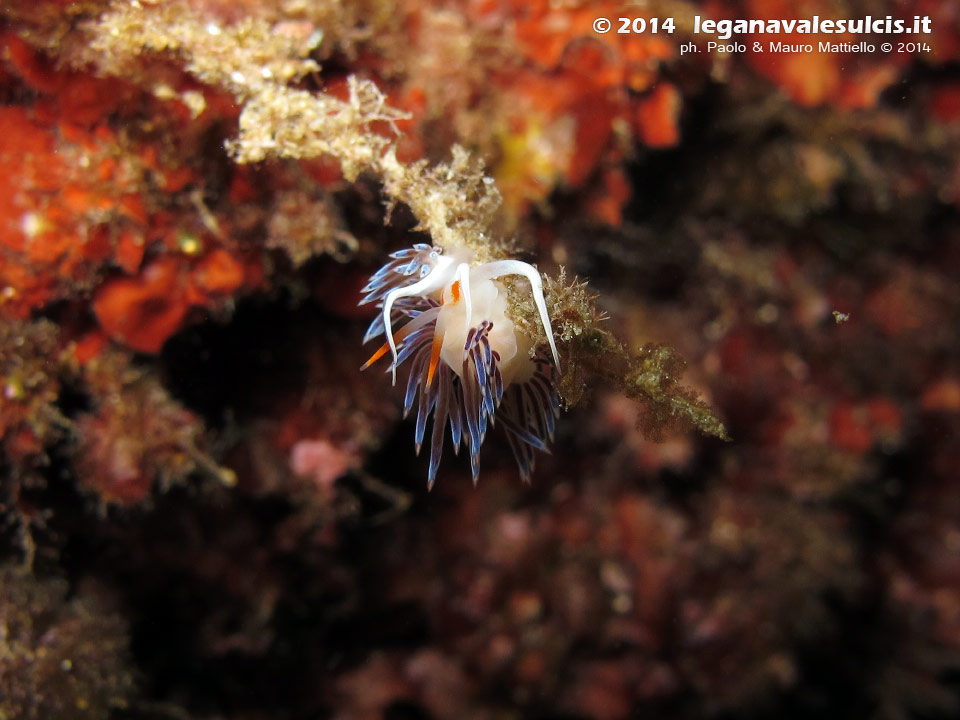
[360,243,561,487]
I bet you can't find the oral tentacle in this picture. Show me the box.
[455,262,472,335]
[359,244,442,306]
[381,257,454,384]
[361,305,440,370]
[362,296,435,344]
[471,259,561,371]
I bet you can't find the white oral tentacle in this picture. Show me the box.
[473,259,561,371]
[455,262,473,335]
[382,255,455,385]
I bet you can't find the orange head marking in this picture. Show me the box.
[443,280,461,305]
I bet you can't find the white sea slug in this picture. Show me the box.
[360,243,561,487]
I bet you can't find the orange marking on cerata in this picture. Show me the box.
[360,340,390,370]
[426,327,444,388]
[361,323,417,370]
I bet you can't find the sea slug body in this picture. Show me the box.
[360,244,561,487]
